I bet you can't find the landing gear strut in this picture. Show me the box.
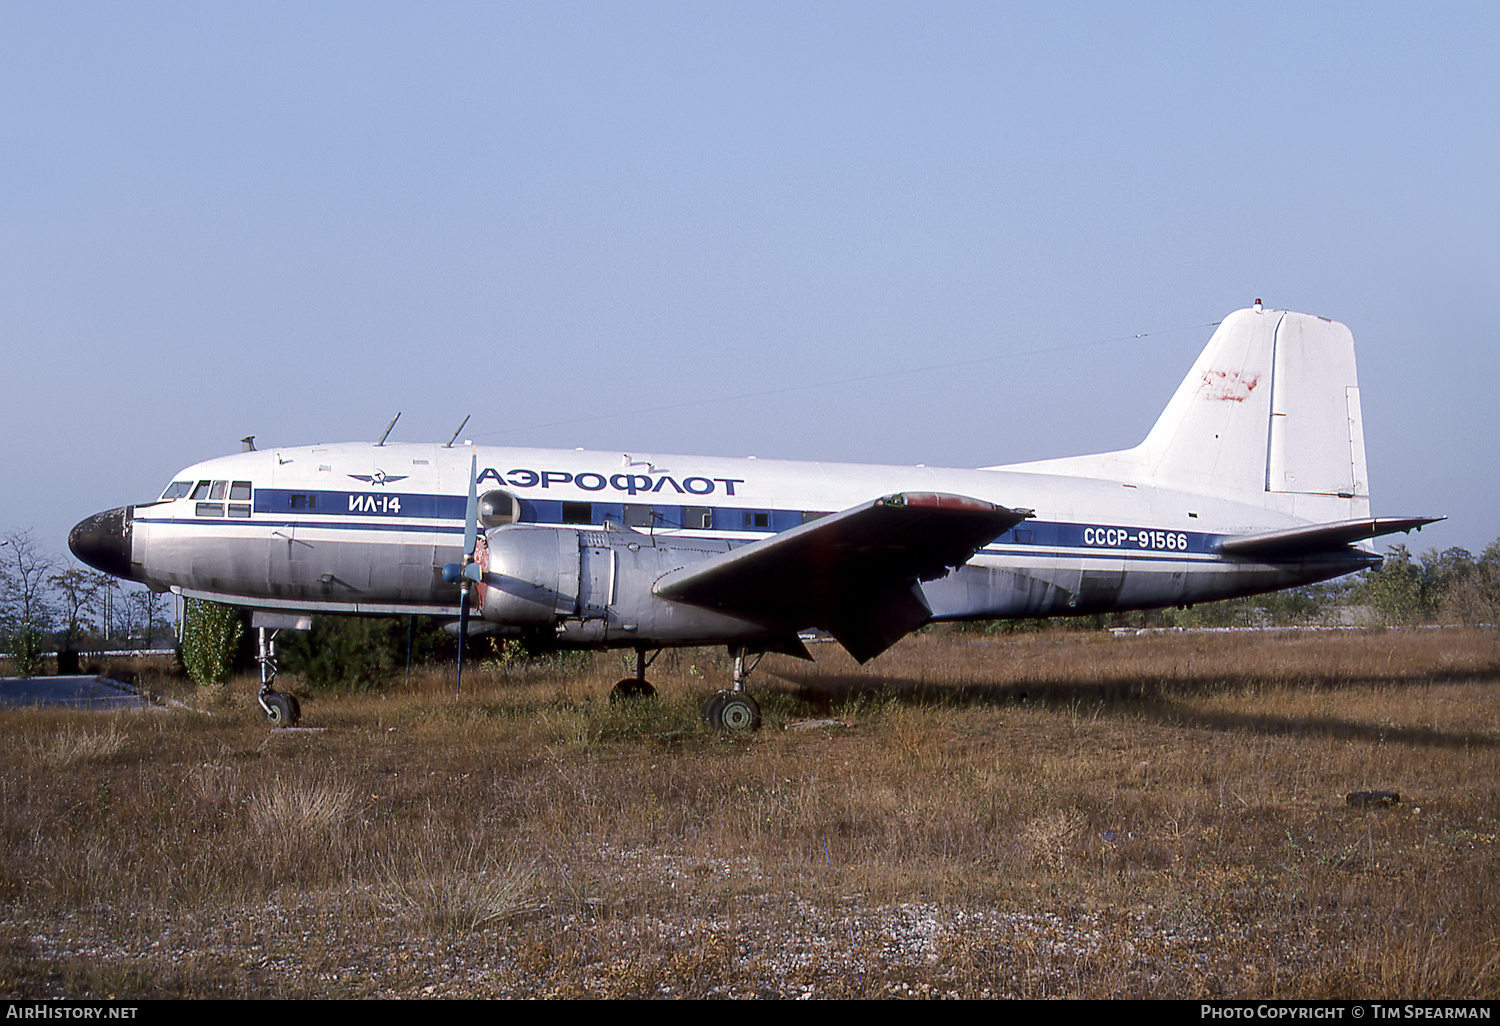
[609,645,658,703]
[255,626,301,727]
[702,646,762,732]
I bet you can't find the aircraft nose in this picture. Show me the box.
[68,506,135,580]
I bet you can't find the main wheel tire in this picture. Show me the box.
[263,692,300,727]
[609,678,657,703]
[705,691,760,732]
[701,690,729,724]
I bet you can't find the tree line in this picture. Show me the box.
[1345,540,1500,627]
[1,528,174,662]
[6,522,1498,684]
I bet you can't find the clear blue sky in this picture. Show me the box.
[3,2,1496,562]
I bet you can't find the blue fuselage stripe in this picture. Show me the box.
[138,492,1226,564]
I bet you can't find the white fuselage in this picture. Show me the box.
[71,309,1400,655]
[121,440,1361,635]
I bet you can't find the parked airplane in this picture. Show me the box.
[70,304,1439,729]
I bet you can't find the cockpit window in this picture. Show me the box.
[160,481,192,500]
[190,480,212,500]
[229,480,253,501]
[209,481,228,500]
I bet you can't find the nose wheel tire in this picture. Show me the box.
[702,690,760,732]
[609,678,657,703]
[263,692,301,727]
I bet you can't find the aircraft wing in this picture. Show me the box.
[653,492,1029,662]
[1214,516,1445,560]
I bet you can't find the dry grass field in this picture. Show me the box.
[2,626,1497,999]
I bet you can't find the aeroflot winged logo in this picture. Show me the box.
[347,470,409,487]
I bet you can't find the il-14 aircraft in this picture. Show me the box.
[70,304,1440,730]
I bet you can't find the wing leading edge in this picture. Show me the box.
[653,492,1029,663]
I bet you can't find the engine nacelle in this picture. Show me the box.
[473,523,772,647]
[476,525,581,626]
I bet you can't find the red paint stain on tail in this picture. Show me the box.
[1201,370,1260,402]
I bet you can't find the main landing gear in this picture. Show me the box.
[701,646,762,733]
[609,646,658,703]
[255,625,301,727]
[608,644,765,732]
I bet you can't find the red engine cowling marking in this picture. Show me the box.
[473,534,491,607]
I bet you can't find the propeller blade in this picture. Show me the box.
[456,584,469,694]
[463,449,479,559]
[456,447,479,695]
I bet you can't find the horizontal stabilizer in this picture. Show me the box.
[655,492,1028,662]
[1215,516,1445,560]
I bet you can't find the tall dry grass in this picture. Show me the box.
[0,627,1496,998]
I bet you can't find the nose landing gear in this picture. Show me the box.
[255,624,302,727]
[262,690,301,727]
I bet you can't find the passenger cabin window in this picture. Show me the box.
[623,504,655,528]
[684,506,712,530]
[288,494,318,510]
[743,511,770,529]
[160,481,192,501]
[561,501,592,525]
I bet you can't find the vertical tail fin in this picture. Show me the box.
[997,307,1371,521]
